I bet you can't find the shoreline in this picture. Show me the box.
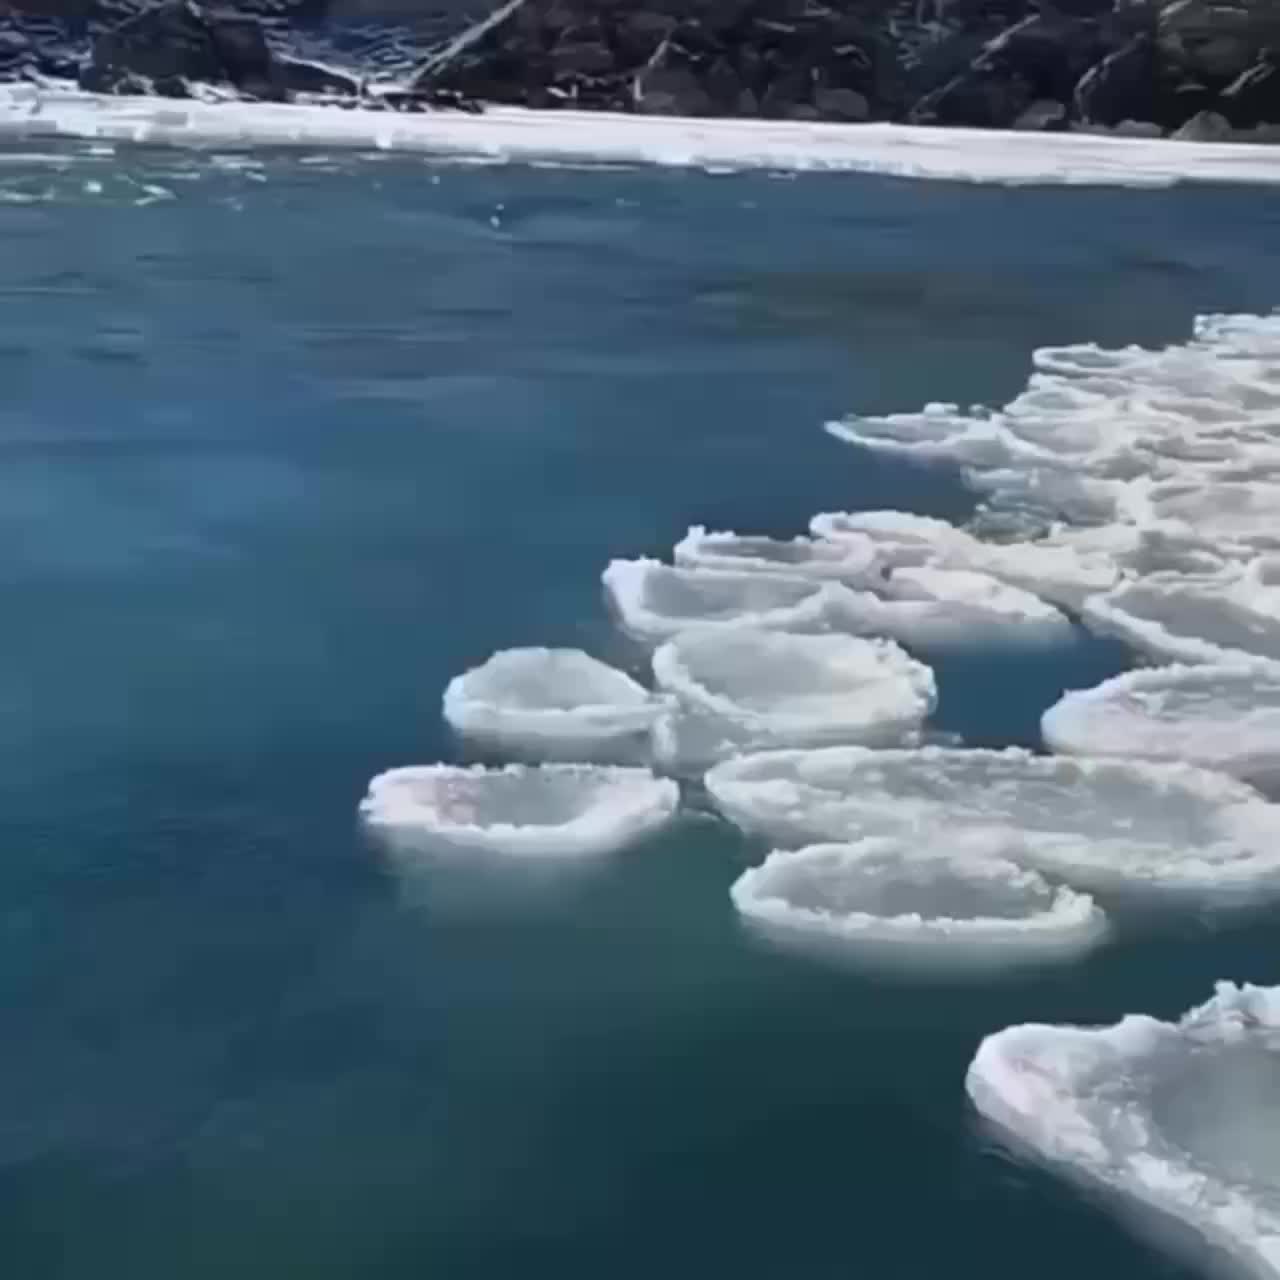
[3,83,1280,187]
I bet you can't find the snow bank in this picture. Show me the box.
[360,763,677,857]
[732,839,1106,968]
[705,746,1280,897]
[442,647,664,761]
[651,627,934,768]
[968,983,1280,1280]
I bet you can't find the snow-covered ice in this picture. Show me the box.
[705,746,1280,898]
[360,763,678,858]
[650,627,934,769]
[731,839,1107,969]
[442,647,665,762]
[6,86,1280,187]
[968,983,1280,1280]
[1043,662,1280,790]
[602,558,842,642]
[673,526,883,588]
[812,509,1117,611]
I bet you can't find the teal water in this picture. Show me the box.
[2,145,1280,1278]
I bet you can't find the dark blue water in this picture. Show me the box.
[3,143,1280,1279]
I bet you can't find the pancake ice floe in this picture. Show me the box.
[967,982,1280,1280]
[442,647,665,762]
[731,839,1107,970]
[360,763,678,858]
[673,525,883,588]
[1083,558,1280,665]
[812,509,1116,612]
[825,566,1073,651]
[705,745,1280,899]
[650,628,935,769]
[602,558,843,642]
[1043,662,1280,791]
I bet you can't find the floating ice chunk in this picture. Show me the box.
[821,566,1072,651]
[1049,521,1233,578]
[878,566,1072,641]
[673,525,883,588]
[731,840,1107,969]
[1083,559,1280,665]
[812,510,1116,611]
[967,982,1280,1280]
[812,510,973,568]
[705,746,1280,898]
[1142,481,1280,557]
[650,628,935,769]
[826,315,1280,522]
[442,647,664,762]
[602,558,842,643]
[360,763,678,858]
[1043,663,1280,790]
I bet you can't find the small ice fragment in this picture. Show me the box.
[731,839,1107,970]
[442,647,664,762]
[602,558,843,643]
[967,982,1280,1280]
[360,763,678,858]
[651,627,934,769]
[1043,662,1280,790]
[705,745,1280,899]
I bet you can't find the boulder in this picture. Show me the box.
[1073,32,1157,124]
[1220,53,1280,125]
[1171,103,1233,133]
[633,38,715,114]
[1157,0,1280,80]
[813,84,869,119]
[911,14,1107,127]
[79,0,359,97]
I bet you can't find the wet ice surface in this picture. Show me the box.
[651,628,934,769]
[731,839,1107,971]
[968,984,1280,1280]
[360,764,678,858]
[705,746,1280,898]
[443,648,664,762]
[1043,663,1280,789]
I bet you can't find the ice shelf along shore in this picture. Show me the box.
[5,86,1280,188]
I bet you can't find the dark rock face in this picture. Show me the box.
[6,0,1280,134]
[78,0,359,95]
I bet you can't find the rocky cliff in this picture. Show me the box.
[3,0,1280,135]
